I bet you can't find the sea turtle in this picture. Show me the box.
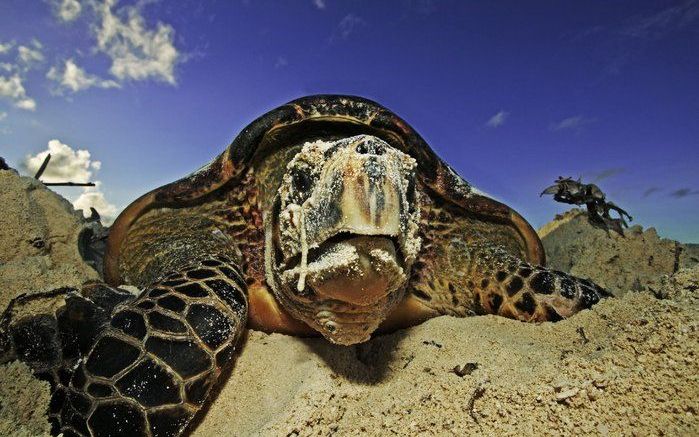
[2,95,610,437]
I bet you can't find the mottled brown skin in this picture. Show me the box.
[105,95,544,286]
[405,190,608,322]
[2,95,610,437]
[107,96,548,338]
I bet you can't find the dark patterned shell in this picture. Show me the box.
[105,95,544,284]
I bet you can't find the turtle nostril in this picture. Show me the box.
[356,141,384,156]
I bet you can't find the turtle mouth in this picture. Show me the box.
[276,230,408,308]
[282,231,404,271]
[270,229,409,345]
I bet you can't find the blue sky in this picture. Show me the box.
[1,0,698,242]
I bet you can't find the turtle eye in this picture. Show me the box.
[292,170,313,193]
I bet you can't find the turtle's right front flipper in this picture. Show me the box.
[53,255,248,437]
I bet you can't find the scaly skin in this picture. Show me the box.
[49,255,247,437]
[407,195,610,320]
[467,242,610,320]
[1,254,248,437]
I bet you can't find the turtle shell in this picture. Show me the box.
[105,95,544,285]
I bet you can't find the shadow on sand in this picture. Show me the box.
[300,329,410,385]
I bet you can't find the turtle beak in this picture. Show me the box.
[540,185,559,197]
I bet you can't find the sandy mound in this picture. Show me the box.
[0,169,697,436]
[0,361,51,437]
[0,170,100,317]
[540,209,698,296]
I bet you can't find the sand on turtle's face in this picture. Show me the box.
[266,136,421,345]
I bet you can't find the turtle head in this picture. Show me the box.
[265,134,422,345]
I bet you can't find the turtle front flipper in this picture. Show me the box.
[50,255,247,437]
[1,285,134,377]
[404,238,610,325]
[467,243,611,321]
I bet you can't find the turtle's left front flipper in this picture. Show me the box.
[50,255,248,437]
[468,243,611,322]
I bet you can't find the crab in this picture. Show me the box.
[2,95,610,437]
[541,176,632,235]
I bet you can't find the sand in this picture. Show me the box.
[539,209,697,297]
[193,267,698,436]
[0,170,100,319]
[0,169,697,436]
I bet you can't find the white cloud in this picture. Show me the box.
[622,1,699,39]
[48,59,120,93]
[15,98,37,111]
[73,182,118,224]
[330,14,366,42]
[550,115,596,132]
[93,0,180,84]
[313,0,326,10]
[486,110,509,128]
[0,111,7,121]
[589,167,624,182]
[41,1,181,99]
[54,0,82,22]
[0,40,42,109]
[0,41,14,55]
[23,139,99,182]
[23,139,118,224]
[17,44,44,67]
[0,74,37,111]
